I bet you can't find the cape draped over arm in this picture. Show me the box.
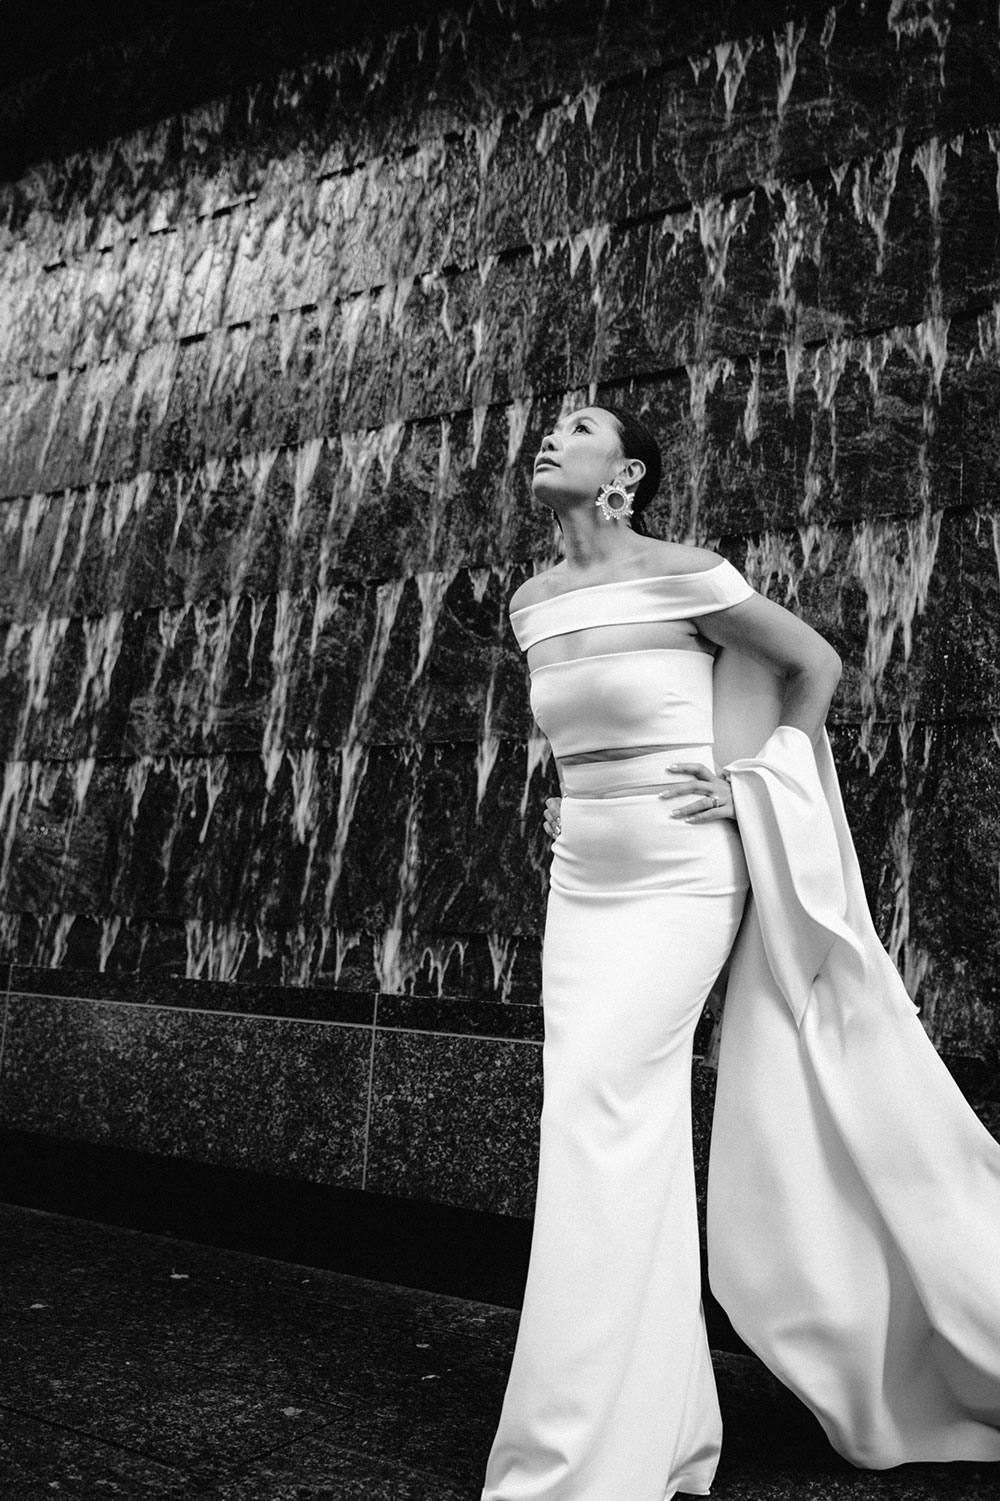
[707,647,1000,1468]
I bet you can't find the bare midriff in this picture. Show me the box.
[556,744,716,800]
[559,742,704,765]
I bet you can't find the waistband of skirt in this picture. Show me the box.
[559,745,716,798]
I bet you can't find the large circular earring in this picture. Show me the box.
[595,480,634,523]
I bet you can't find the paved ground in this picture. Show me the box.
[0,1202,997,1498]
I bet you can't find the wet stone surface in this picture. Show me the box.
[1,1203,998,1500]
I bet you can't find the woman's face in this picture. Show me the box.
[531,407,635,506]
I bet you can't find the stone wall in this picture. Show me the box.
[1,0,998,1231]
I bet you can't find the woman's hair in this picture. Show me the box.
[600,404,662,537]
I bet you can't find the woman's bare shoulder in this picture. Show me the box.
[508,544,727,609]
[509,564,567,611]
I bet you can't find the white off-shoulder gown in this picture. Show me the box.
[481,562,1000,1501]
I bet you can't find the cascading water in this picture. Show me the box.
[0,0,996,1070]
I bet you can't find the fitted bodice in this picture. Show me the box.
[509,560,754,758]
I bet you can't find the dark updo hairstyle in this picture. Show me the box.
[599,404,662,537]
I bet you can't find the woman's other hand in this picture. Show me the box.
[659,762,735,821]
[543,796,562,842]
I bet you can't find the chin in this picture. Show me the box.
[530,469,569,502]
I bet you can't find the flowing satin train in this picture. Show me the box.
[709,723,1000,1467]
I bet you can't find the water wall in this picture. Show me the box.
[1,0,998,1243]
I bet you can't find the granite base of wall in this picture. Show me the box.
[3,964,997,1308]
[0,962,735,1215]
[0,976,545,1219]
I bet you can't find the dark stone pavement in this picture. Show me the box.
[0,1203,997,1499]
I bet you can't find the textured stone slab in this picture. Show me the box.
[830,718,1000,1061]
[2,325,993,633]
[2,758,132,916]
[1,903,546,1003]
[0,1407,196,1499]
[4,157,997,500]
[0,0,675,196]
[0,608,148,761]
[5,701,997,983]
[376,992,543,1041]
[0,253,841,497]
[0,1,835,254]
[0,80,660,382]
[629,324,968,538]
[0,738,554,938]
[737,507,1000,724]
[0,414,550,624]
[0,995,372,1185]
[365,1029,542,1215]
[1,1334,338,1484]
[651,4,982,207]
[8,494,995,775]
[643,128,1000,367]
[10,965,376,1022]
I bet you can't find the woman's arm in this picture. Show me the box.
[697,592,842,745]
[658,593,841,825]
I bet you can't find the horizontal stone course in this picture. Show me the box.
[1,739,555,931]
[3,720,997,1009]
[650,6,982,204]
[3,499,997,768]
[6,964,382,1019]
[6,965,549,1033]
[1,1,988,270]
[0,297,995,555]
[2,912,547,1003]
[2,135,997,489]
[5,98,996,389]
[0,81,660,380]
[0,992,373,1183]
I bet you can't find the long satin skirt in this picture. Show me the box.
[482,749,749,1501]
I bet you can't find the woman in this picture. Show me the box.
[481,405,1000,1500]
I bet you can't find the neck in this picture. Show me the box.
[558,508,642,571]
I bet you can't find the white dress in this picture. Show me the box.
[482,561,1000,1501]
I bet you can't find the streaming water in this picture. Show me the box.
[0,0,981,1017]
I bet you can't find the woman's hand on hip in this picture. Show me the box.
[659,762,736,821]
[543,796,562,842]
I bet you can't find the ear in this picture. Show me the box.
[618,457,646,492]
